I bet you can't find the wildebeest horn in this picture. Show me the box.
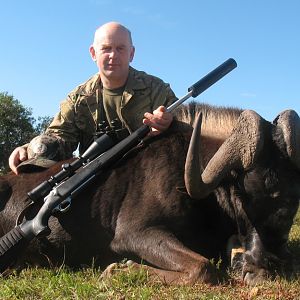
[273,110,300,169]
[185,110,265,199]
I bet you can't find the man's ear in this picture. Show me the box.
[89,45,97,61]
[129,46,135,62]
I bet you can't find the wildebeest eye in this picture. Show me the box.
[269,191,280,199]
[264,170,279,193]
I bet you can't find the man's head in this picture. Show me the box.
[89,22,135,89]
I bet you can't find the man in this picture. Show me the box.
[9,22,176,175]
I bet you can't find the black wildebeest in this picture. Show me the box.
[0,103,299,286]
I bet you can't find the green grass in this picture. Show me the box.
[0,209,300,300]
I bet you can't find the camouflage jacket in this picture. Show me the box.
[46,67,177,156]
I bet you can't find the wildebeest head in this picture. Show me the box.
[240,110,300,254]
[185,109,300,254]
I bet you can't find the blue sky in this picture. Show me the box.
[1,0,299,122]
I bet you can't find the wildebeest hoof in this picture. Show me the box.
[226,235,245,273]
[243,267,269,286]
[101,260,136,279]
[101,262,119,279]
[101,262,127,279]
[188,260,218,285]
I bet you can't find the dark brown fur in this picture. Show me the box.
[0,103,299,285]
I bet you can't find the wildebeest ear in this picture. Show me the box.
[176,186,189,195]
[273,110,300,170]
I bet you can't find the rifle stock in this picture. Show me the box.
[0,58,237,272]
[0,226,30,271]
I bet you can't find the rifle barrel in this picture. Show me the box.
[166,58,237,113]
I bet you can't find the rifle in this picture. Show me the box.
[0,58,237,272]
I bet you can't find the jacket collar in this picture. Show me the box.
[77,67,147,101]
[125,66,147,91]
[123,67,148,105]
[77,73,101,96]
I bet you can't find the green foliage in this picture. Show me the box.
[0,92,52,174]
[35,116,53,135]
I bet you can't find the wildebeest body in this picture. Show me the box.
[0,103,299,285]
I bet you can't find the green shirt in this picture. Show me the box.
[102,85,124,126]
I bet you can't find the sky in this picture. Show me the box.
[1,0,299,122]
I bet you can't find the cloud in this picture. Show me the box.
[122,7,145,16]
[240,92,256,98]
[87,1,177,29]
[122,6,176,29]
[88,0,111,6]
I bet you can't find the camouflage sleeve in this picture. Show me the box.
[151,80,178,111]
[164,83,178,108]
[45,92,80,157]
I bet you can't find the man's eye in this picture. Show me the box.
[101,47,111,52]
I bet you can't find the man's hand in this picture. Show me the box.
[143,106,173,136]
[9,147,28,175]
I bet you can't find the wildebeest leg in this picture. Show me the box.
[110,227,216,285]
[240,229,274,285]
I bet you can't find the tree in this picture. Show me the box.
[0,92,51,173]
[35,116,53,135]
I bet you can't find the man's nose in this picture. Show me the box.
[109,49,117,58]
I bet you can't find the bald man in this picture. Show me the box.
[9,22,177,174]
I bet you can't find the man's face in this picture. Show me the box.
[90,26,135,85]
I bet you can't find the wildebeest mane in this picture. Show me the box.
[175,101,242,139]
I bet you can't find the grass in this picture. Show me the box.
[0,210,300,300]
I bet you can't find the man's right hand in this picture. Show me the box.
[9,147,28,175]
